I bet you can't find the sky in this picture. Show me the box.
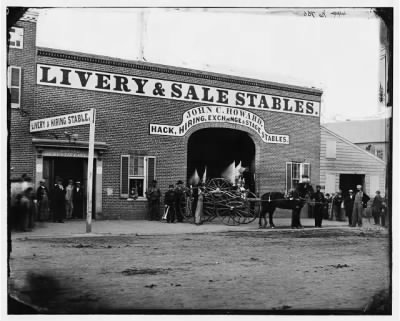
[34,7,384,121]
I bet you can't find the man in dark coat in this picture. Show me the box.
[174,180,186,223]
[36,180,49,221]
[292,175,314,228]
[371,190,383,225]
[344,189,355,226]
[312,185,325,227]
[332,190,344,221]
[163,184,176,223]
[72,181,85,219]
[289,187,303,229]
[52,178,66,223]
[145,180,161,221]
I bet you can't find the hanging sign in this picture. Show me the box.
[30,110,92,133]
[150,106,289,144]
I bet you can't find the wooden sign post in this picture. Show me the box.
[86,108,96,233]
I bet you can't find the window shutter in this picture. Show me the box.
[120,155,130,198]
[146,157,156,188]
[286,162,292,193]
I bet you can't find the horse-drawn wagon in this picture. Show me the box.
[178,177,314,228]
[179,178,260,226]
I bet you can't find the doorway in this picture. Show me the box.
[187,128,256,192]
[43,157,96,218]
[339,174,365,198]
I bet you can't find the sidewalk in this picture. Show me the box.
[11,217,365,239]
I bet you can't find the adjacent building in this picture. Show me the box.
[320,126,386,199]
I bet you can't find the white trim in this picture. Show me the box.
[321,126,386,165]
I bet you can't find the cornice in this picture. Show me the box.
[37,49,323,98]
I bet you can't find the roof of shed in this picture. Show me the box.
[323,119,389,143]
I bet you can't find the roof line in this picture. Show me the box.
[36,47,323,98]
[320,125,386,165]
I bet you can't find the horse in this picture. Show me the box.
[259,183,314,228]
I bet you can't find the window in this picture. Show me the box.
[326,140,337,159]
[120,155,156,198]
[286,162,310,192]
[7,66,21,108]
[9,27,24,49]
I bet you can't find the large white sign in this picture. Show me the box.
[37,63,320,117]
[30,110,92,133]
[150,106,289,144]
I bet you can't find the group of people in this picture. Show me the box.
[311,185,387,228]
[10,175,86,231]
[50,178,85,223]
[145,179,188,223]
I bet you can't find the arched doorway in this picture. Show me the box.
[187,128,256,192]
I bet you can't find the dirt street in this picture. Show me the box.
[8,225,390,314]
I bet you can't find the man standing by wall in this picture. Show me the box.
[65,179,74,220]
[174,180,186,223]
[36,180,49,221]
[72,181,84,219]
[344,189,355,226]
[372,190,383,225]
[312,185,325,227]
[52,178,66,223]
[146,180,161,221]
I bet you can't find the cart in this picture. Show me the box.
[180,178,260,226]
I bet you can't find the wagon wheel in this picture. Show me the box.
[205,178,233,192]
[230,191,260,225]
[213,190,240,226]
[202,194,217,223]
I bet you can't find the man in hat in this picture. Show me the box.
[65,179,74,219]
[351,184,370,227]
[174,180,186,222]
[72,181,85,219]
[371,190,383,225]
[312,185,325,227]
[292,175,314,228]
[344,189,355,226]
[146,180,161,221]
[36,180,49,221]
[52,178,66,223]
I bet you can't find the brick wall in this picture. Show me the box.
[8,19,37,180]
[14,44,321,219]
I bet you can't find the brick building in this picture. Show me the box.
[8,12,323,220]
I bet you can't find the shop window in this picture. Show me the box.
[9,27,24,49]
[120,155,156,198]
[7,66,21,108]
[286,162,310,193]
